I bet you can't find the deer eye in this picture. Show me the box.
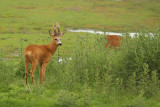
[55,39,58,41]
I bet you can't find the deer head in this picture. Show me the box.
[49,23,65,46]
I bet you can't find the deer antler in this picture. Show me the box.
[53,24,57,34]
[57,22,60,34]
[49,30,54,36]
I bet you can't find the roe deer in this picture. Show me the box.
[106,35,122,48]
[24,23,65,85]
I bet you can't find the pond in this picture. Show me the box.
[67,28,153,38]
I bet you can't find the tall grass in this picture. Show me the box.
[0,30,160,106]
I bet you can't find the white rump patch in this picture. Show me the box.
[27,51,32,56]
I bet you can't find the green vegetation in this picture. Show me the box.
[0,32,83,58]
[1,0,160,56]
[1,30,160,107]
[0,0,160,33]
[1,0,160,55]
[1,0,160,106]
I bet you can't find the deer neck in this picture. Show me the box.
[47,40,58,55]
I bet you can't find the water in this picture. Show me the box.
[67,28,153,38]
[64,28,154,63]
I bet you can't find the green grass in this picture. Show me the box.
[0,0,160,34]
[1,30,160,107]
[1,0,160,106]
[0,32,99,58]
[1,0,160,56]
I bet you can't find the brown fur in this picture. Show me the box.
[106,35,122,48]
[24,23,65,85]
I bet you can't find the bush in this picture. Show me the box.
[108,30,160,83]
[1,30,160,106]
[55,90,78,107]
[45,31,160,93]
[0,49,15,89]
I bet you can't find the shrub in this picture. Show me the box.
[0,49,15,89]
[55,90,78,107]
[108,30,160,84]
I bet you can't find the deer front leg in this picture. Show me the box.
[42,63,48,83]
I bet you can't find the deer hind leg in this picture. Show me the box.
[30,61,38,84]
[25,58,29,85]
[42,63,48,83]
[39,63,42,84]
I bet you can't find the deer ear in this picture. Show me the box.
[61,31,66,36]
[49,30,54,36]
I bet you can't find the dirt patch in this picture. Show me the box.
[145,19,159,26]
[105,26,129,31]
[7,37,12,38]
[0,15,24,18]
[107,26,126,29]
[92,7,106,13]
[7,45,14,48]
[16,6,36,10]
[114,0,121,1]
[20,38,28,41]
[0,27,3,32]
[1,38,6,40]
[10,53,19,57]
[65,7,80,12]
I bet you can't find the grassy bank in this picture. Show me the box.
[0,30,160,107]
[0,32,99,58]
[1,0,160,57]
[0,0,160,34]
[1,0,160,106]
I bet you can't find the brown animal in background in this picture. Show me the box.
[24,23,65,85]
[106,35,122,48]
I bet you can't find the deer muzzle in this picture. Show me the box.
[58,43,62,46]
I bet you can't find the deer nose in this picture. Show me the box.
[58,43,62,46]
